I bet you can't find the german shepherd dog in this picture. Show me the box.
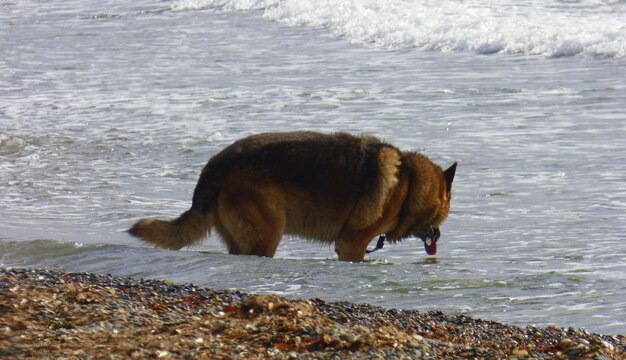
[129,132,456,261]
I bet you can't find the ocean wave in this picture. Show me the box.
[0,134,41,157]
[171,0,626,58]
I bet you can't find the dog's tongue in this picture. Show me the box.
[424,240,437,255]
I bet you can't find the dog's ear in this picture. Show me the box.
[444,162,457,192]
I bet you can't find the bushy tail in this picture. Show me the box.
[128,208,212,250]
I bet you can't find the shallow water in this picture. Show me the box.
[1,0,625,334]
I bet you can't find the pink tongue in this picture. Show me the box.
[424,242,437,255]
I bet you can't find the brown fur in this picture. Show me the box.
[128,131,456,261]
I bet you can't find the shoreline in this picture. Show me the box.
[1,267,624,359]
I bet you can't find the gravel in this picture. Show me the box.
[1,267,624,359]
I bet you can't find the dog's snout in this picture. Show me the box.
[419,226,440,242]
[425,227,440,242]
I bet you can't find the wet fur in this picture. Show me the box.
[129,131,456,261]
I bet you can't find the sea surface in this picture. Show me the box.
[1,0,625,334]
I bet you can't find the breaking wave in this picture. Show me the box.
[171,0,626,58]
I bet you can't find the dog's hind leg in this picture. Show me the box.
[213,222,243,255]
[244,199,285,257]
[216,189,285,258]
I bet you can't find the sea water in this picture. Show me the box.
[1,0,625,334]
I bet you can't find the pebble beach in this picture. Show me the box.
[1,268,624,359]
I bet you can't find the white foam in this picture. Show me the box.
[171,0,276,12]
[171,0,626,58]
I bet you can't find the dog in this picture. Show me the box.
[129,131,456,261]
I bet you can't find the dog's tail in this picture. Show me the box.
[128,208,212,250]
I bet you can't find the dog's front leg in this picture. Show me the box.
[334,236,371,262]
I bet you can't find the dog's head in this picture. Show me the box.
[401,160,456,255]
